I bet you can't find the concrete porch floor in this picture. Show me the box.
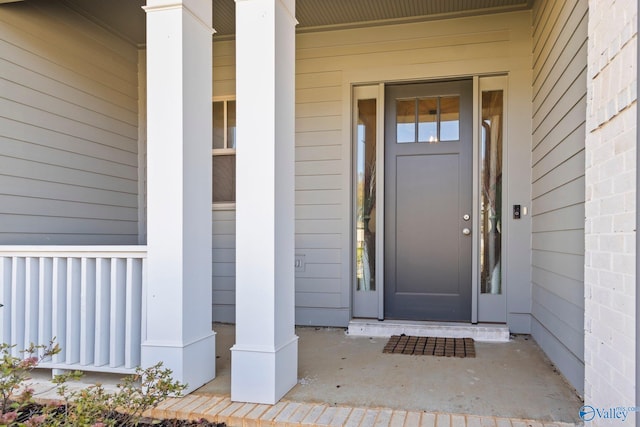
[192,323,582,424]
[25,323,583,426]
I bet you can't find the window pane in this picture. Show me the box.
[356,99,376,291]
[227,100,236,149]
[480,90,503,294]
[440,96,460,141]
[418,98,438,143]
[212,154,236,202]
[396,99,415,143]
[213,101,225,149]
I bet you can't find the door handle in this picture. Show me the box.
[462,228,471,235]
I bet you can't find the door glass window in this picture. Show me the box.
[440,96,460,141]
[418,98,438,142]
[397,96,460,143]
[480,90,503,294]
[396,99,415,143]
[356,98,377,291]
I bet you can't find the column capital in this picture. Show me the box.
[144,0,214,33]
[235,0,297,26]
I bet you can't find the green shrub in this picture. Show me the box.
[0,341,186,426]
[0,341,60,423]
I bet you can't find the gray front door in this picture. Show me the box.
[384,80,473,321]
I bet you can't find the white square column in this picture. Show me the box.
[142,0,216,393]
[231,0,298,404]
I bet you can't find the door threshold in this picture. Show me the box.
[347,318,510,342]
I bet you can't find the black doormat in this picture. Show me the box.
[383,335,476,357]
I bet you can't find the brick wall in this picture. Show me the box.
[585,0,637,423]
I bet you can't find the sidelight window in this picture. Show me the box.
[356,98,377,291]
[480,90,503,294]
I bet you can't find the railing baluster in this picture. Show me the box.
[66,258,81,364]
[94,258,111,367]
[125,258,142,368]
[11,257,25,357]
[25,257,39,350]
[110,258,126,368]
[38,257,53,360]
[52,257,67,364]
[140,258,147,345]
[80,258,96,366]
[0,257,11,344]
[0,247,146,374]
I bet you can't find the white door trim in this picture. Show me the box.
[349,74,509,324]
[375,82,385,320]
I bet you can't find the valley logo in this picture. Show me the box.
[580,405,639,422]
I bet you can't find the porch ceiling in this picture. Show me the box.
[217,0,533,36]
[62,0,532,45]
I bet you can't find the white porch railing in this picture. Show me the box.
[0,246,147,374]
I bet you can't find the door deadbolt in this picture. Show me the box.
[463,214,470,221]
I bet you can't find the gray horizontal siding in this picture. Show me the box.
[294,63,345,317]
[211,11,534,327]
[0,1,139,245]
[531,0,587,394]
[212,36,347,325]
[212,209,235,323]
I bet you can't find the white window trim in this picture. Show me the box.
[213,202,236,211]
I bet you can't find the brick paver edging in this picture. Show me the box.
[141,393,580,427]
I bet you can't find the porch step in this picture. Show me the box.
[347,319,510,342]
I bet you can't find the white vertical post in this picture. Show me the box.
[143,0,216,392]
[51,257,66,364]
[0,257,11,344]
[80,258,96,366]
[24,257,38,348]
[94,258,110,367]
[231,0,298,404]
[38,257,53,360]
[125,258,142,368]
[66,258,81,364]
[110,258,126,368]
[11,257,25,356]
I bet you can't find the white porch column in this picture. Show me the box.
[231,0,298,404]
[142,0,215,393]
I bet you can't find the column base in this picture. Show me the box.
[230,335,298,404]
[141,331,216,394]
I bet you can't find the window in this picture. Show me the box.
[212,99,236,203]
[480,90,503,294]
[355,98,377,291]
[395,96,460,143]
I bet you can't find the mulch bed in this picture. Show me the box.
[126,419,225,426]
[10,403,226,426]
[383,335,476,357]
[122,418,225,427]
